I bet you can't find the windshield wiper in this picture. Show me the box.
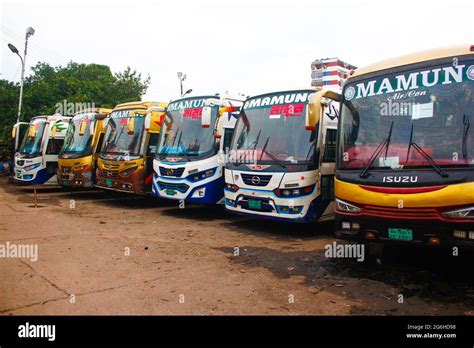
[248,130,261,151]
[359,121,394,178]
[259,136,286,168]
[160,128,181,158]
[462,115,471,159]
[405,123,449,178]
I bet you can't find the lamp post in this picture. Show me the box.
[8,27,35,125]
[177,72,187,96]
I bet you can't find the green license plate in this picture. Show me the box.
[248,199,262,210]
[105,179,113,187]
[166,189,177,196]
[388,228,413,241]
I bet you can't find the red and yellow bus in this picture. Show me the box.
[334,45,474,248]
[58,108,112,188]
[95,101,167,194]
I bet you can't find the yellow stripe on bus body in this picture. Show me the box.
[335,178,474,208]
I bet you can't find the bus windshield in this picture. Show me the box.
[102,110,145,158]
[60,113,96,158]
[231,90,317,165]
[18,118,47,156]
[158,96,218,159]
[338,59,474,170]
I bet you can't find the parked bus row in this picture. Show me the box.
[8,45,474,252]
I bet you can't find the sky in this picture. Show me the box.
[0,0,473,102]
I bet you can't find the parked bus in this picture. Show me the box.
[224,88,340,222]
[12,114,71,185]
[57,108,112,188]
[334,45,474,248]
[95,101,167,194]
[152,94,244,204]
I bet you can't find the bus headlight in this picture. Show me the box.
[119,166,138,177]
[188,168,217,182]
[335,199,362,213]
[23,163,40,171]
[442,206,474,219]
[225,183,239,192]
[274,184,315,198]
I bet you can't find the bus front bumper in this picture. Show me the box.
[335,213,474,248]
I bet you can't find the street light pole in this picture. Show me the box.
[177,72,187,96]
[9,27,35,125]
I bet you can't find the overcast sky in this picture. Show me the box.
[1,0,473,102]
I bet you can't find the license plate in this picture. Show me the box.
[105,179,113,187]
[166,189,177,196]
[388,228,413,241]
[248,199,262,210]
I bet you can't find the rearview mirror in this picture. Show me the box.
[89,120,95,136]
[28,125,37,138]
[306,89,340,130]
[145,107,166,133]
[127,117,135,135]
[202,106,212,128]
[79,120,87,136]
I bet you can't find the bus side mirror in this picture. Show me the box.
[306,89,340,130]
[127,117,135,135]
[202,106,212,128]
[79,120,87,136]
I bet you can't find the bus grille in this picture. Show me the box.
[159,167,185,177]
[102,161,120,170]
[157,181,189,193]
[241,174,272,186]
[363,205,440,220]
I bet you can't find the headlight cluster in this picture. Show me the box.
[225,183,239,192]
[119,166,138,177]
[187,168,216,182]
[273,184,315,198]
[335,199,362,213]
[442,206,474,220]
[72,165,89,172]
[23,163,41,171]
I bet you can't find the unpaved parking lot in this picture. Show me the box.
[0,176,473,315]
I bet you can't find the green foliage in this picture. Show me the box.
[0,61,150,144]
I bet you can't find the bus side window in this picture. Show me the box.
[46,139,64,155]
[95,133,105,154]
[223,128,234,152]
[147,133,160,156]
[323,129,337,162]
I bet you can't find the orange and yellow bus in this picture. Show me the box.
[334,45,474,248]
[58,108,112,188]
[95,101,167,194]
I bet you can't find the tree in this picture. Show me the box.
[0,61,151,145]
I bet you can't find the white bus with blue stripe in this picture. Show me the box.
[12,114,71,185]
[152,94,244,204]
[224,89,340,222]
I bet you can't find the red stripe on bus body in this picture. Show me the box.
[359,185,447,194]
[145,174,153,185]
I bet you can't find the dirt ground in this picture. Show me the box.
[0,175,473,315]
